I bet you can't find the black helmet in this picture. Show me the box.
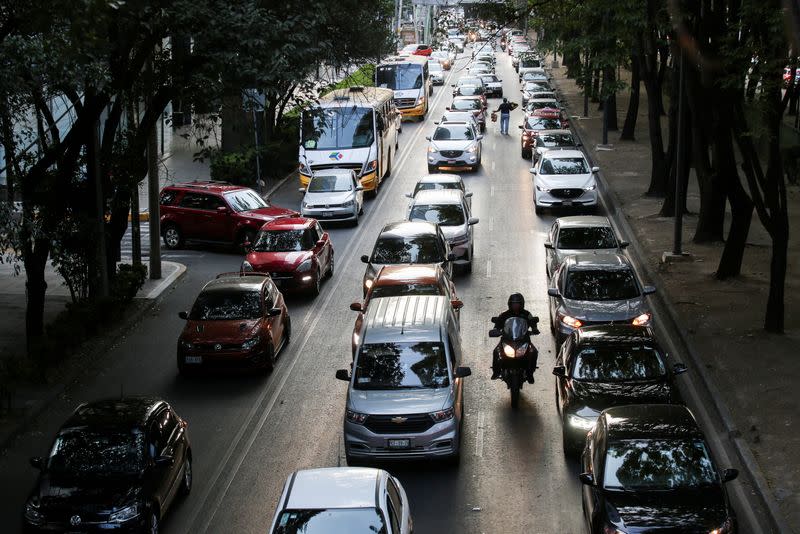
[507,293,525,308]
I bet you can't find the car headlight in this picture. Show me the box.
[109,503,141,523]
[430,407,455,422]
[418,95,426,105]
[301,201,309,209]
[536,184,550,192]
[364,278,374,290]
[709,518,734,534]
[24,500,44,525]
[364,160,378,173]
[467,144,478,153]
[241,337,260,351]
[342,199,355,208]
[560,315,583,329]
[428,146,438,154]
[584,184,596,191]
[179,339,193,350]
[567,413,597,431]
[297,258,313,272]
[346,409,368,424]
[631,312,652,326]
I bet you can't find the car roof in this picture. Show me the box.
[363,295,450,342]
[374,264,441,286]
[541,149,585,159]
[453,95,482,102]
[380,220,439,237]
[202,273,269,293]
[164,181,246,194]
[602,404,703,440]
[537,129,573,137]
[261,217,315,230]
[64,397,166,430]
[417,173,463,184]
[284,468,383,509]
[529,98,558,103]
[556,215,612,228]
[563,253,630,270]
[312,168,354,177]
[411,189,464,205]
[575,324,657,346]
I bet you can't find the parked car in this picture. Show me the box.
[426,121,483,173]
[24,398,191,533]
[531,130,579,163]
[428,60,445,85]
[521,72,552,88]
[159,181,298,251]
[268,468,413,534]
[299,168,364,225]
[477,74,503,97]
[530,149,599,213]
[407,189,478,272]
[452,76,486,95]
[406,174,472,209]
[361,221,453,296]
[553,325,687,453]
[548,253,656,345]
[448,96,487,131]
[544,215,626,278]
[431,50,452,69]
[177,271,290,373]
[519,116,565,160]
[245,217,334,296]
[579,404,739,534]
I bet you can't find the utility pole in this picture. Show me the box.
[147,52,161,280]
[130,185,141,267]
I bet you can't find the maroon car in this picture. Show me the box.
[244,217,334,296]
[159,181,298,251]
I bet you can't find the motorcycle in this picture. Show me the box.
[489,316,539,409]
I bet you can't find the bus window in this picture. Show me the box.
[377,64,423,90]
[302,107,375,150]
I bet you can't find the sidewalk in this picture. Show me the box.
[550,62,799,528]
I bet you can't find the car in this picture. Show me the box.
[431,50,452,69]
[448,96,486,131]
[177,271,290,373]
[361,221,453,296]
[437,110,480,132]
[24,398,191,533]
[428,60,445,84]
[553,325,688,453]
[407,189,478,272]
[452,84,488,109]
[526,102,569,129]
[531,129,580,163]
[336,295,471,464]
[526,90,558,103]
[519,116,565,159]
[517,53,543,79]
[530,149,599,213]
[521,72,552,88]
[521,80,553,106]
[159,181,298,251]
[406,174,473,209]
[299,168,364,225]
[426,122,483,173]
[268,467,413,534]
[452,76,486,96]
[477,74,503,97]
[526,98,561,114]
[450,38,465,53]
[579,404,739,534]
[783,66,800,87]
[548,253,656,346]
[544,215,626,277]
[245,217,334,296]
[349,264,463,355]
[401,43,432,56]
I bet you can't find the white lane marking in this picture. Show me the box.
[475,411,485,458]
[488,217,494,232]
[486,259,492,278]
[491,160,496,172]
[490,186,495,197]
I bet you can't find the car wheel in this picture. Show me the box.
[180,454,193,496]
[465,246,474,274]
[327,254,335,278]
[148,506,159,534]
[237,229,256,253]
[352,208,359,227]
[283,315,292,347]
[345,453,363,467]
[309,269,321,297]
[264,343,276,372]
[534,201,544,216]
[549,306,556,334]
[385,152,392,178]
[499,91,504,98]
[163,224,184,250]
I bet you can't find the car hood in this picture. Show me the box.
[35,473,142,513]
[560,296,647,322]
[431,140,475,152]
[604,488,728,533]
[246,250,312,272]
[304,191,355,205]
[349,387,451,414]
[569,380,672,411]
[554,247,619,265]
[182,318,263,343]
[244,206,298,222]
[536,173,595,189]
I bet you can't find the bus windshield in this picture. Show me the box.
[302,107,375,150]
[377,64,423,90]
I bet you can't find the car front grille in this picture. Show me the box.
[306,203,344,209]
[270,272,293,280]
[440,150,463,158]
[550,188,585,199]
[364,413,435,434]
[194,342,244,351]
[395,98,417,109]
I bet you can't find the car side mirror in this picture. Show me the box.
[356,185,364,191]
[433,121,440,125]
[178,311,188,320]
[476,135,484,141]
[155,455,174,467]
[518,125,524,129]
[454,366,472,378]
[350,301,363,312]
[643,285,656,295]
[425,136,431,141]
[404,192,414,199]
[450,84,455,87]
[591,166,600,173]
[360,254,370,264]
[619,241,630,248]
[576,142,583,147]
[578,472,594,485]
[544,242,553,249]
[721,468,739,483]
[451,299,464,310]
[552,365,566,377]
[29,456,43,470]
[446,252,456,261]
[547,288,560,297]
[464,191,473,198]
[267,307,282,317]
[488,328,501,338]
[673,363,688,375]
[335,369,351,382]
[530,168,537,174]
[468,217,479,225]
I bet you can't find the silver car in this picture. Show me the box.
[437,110,479,133]
[426,122,483,172]
[428,60,445,85]
[406,189,478,272]
[336,295,471,464]
[548,254,656,346]
[544,216,628,278]
[300,168,364,225]
[406,174,472,209]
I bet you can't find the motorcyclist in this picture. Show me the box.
[491,293,539,383]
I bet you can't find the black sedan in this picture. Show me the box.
[553,325,687,453]
[579,404,738,534]
[23,397,192,533]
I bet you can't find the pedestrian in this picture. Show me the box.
[494,98,516,135]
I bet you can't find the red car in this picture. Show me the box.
[402,43,432,56]
[244,217,334,296]
[159,181,298,251]
[519,113,565,159]
[177,272,290,374]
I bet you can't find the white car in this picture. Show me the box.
[268,467,413,534]
[406,173,473,209]
[426,121,483,172]
[428,60,445,85]
[530,149,599,214]
[437,110,480,133]
[299,168,364,225]
[477,74,503,98]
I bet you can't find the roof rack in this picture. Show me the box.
[180,180,233,190]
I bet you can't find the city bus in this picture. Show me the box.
[376,55,432,121]
[299,86,400,195]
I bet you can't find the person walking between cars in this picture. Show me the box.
[494,98,515,135]
[491,293,539,383]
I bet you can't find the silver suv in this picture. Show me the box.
[336,295,471,464]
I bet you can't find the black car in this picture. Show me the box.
[579,404,738,534]
[553,325,687,453]
[24,397,192,533]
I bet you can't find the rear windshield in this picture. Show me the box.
[409,204,465,226]
[457,85,483,96]
[604,439,716,491]
[557,227,617,249]
[538,133,575,147]
[274,509,387,534]
[371,282,443,299]
[572,346,666,381]
[451,99,481,111]
[190,290,262,320]
[253,230,315,252]
[354,342,449,390]
[564,269,639,301]
[372,234,444,264]
[540,157,588,175]
[525,117,562,130]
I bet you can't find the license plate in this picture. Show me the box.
[185,356,202,364]
[448,160,457,164]
[323,211,333,218]
[562,200,573,207]
[388,439,410,449]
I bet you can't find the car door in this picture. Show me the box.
[447,330,464,418]
[550,267,564,329]
[176,192,211,239]
[313,223,331,273]
[202,193,231,241]
[387,477,411,534]
[546,221,559,277]
[263,280,284,348]
[147,410,178,510]
[351,172,363,212]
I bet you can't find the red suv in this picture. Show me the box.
[159,181,298,250]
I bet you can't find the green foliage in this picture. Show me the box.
[210,147,259,185]
[324,64,376,94]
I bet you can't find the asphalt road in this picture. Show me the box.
[0,45,767,534]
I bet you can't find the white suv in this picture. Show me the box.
[530,149,599,214]
[299,168,364,225]
[426,121,483,172]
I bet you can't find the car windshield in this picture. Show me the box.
[442,113,473,123]
[479,75,499,83]
[540,157,589,175]
[302,107,375,150]
[572,346,666,381]
[564,269,640,300]
[452,99,481,111]
[604,439,717,490]
[458,78,483,87]
[308,174,352,193]
[354,342,450,390]
[525,117,562,130]
[538,133,574,147]
[371,282,443,299]
[433,125,474,141]
[372,234,444,263]
[253,230,315,252]
[409,204,465,226]
[224,189,268,212]
[557,227,617,249]
[47,429,145,476]
[190,289,262,320]
[524,81,550,92]
[273,509,387,534]
[376,63,423,90]
[458,85,483,96]
[521,58,541,68]
[528,100,558,111]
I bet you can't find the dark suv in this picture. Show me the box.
[159,181,298,250]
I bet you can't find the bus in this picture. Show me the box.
[375,55,432,121]
[299,86,400,196]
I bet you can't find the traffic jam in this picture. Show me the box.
[21,23,742,534]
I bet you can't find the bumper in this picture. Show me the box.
[428,152,479,169]
[24,515,149,532]
[301,206,357,222]
[534,189,598,208]
[398,100,426,118]
[344,418,460,461]
[178,344,272,370]
[485,87,503,97]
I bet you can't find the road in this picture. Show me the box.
[0,46,767,533]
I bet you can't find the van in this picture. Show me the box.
[336,295,471,464]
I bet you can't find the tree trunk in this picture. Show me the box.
[603,66,618,130]
[591,68,600,103]
[620,52,641,141]
[564,49,581,79]
[660,95,691,217]
[642,63,668,196]
[23,237,50,352]
[221,91,251,153]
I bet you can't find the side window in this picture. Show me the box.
[447,333,462,370]
[160,190,178,206]
[263,286,274,310]
[179,192,205,210]
[386,479,403,532]
[205,194,225,211]
[315,223,324,240]
[157,409,177,452]
[302,229,317,249]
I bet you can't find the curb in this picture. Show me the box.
[562,90,790,533]
[128,211,149,223]
[264,169,299,200]
[138,261,187,300]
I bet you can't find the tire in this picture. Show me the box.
[549,306,556,335]
[499,90,504,98]
[179,454,193,496]
[534,201,544,216]
[327,253,335,278]
[562,426,578,456]
[522,149,532,160]
[309,269,321,297]
[263,343,276,372]
[283,316,292,346]
[163,224,184,250]
[352,209,359,227]
[345,453,364,467]
[385,152,392,178]
[465,246,474,274]
[428,164,437,173]
[237,229,256,253]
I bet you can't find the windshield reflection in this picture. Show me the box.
[354,342,449,390]
[48,430,145,476]
[604,439,717,490]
